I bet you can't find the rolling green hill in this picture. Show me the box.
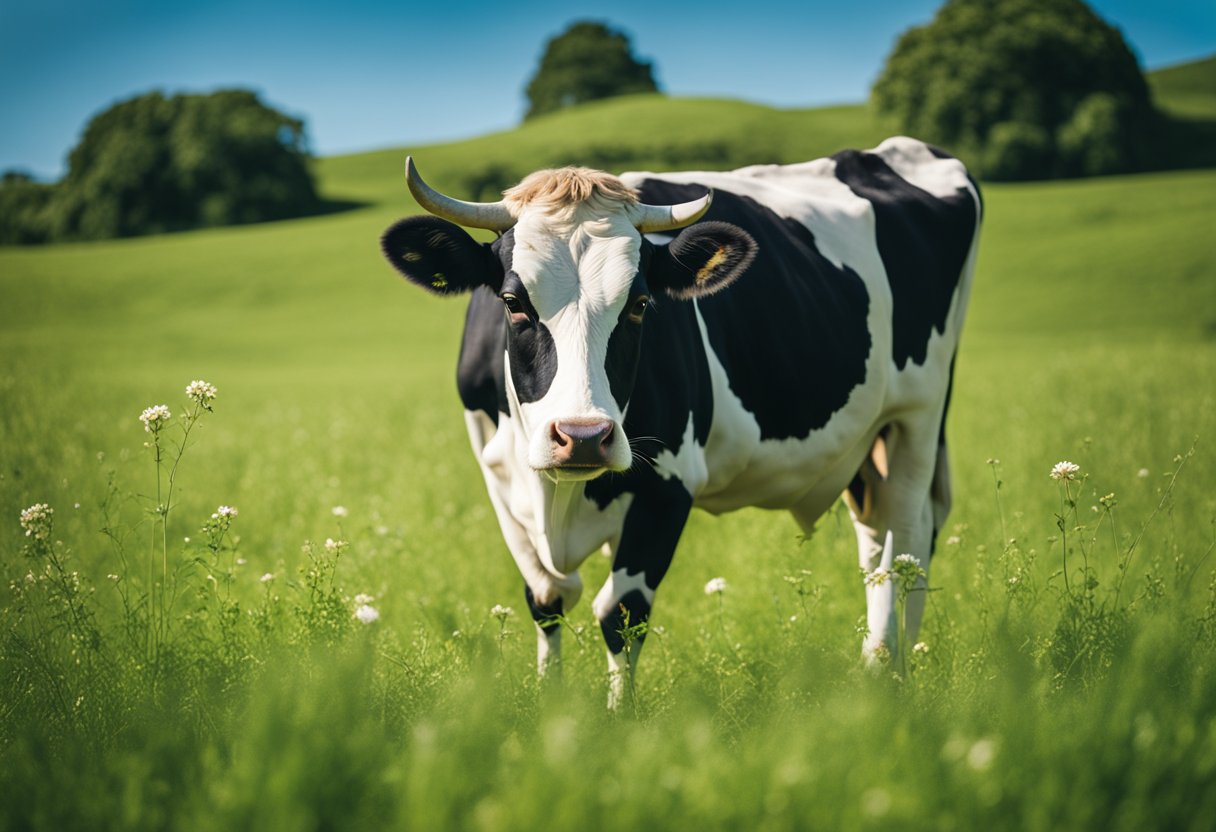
[1149,53,1216,118]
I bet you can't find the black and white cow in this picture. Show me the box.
[381,138,982,704]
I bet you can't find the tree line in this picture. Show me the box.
[0,0,1176,244]
[1,90,320,245]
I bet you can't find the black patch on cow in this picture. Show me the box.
[635,179,872,442]
[492,232,559,405]
[596,470,693,653]
[831,149,978,370]
[599,590,651,655]
[585,290,715,509]
[525,585,563,632]
[381,216,501,294]
[603,272,649,410]
[456,286,508,423]
[846,470,866,509]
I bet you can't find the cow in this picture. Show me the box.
[380,137,982,706]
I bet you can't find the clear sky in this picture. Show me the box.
[2,0,1212,180]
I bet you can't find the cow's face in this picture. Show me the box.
[381,163,755,481]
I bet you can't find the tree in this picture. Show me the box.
[0,172,56,245]
[524,21,659,120]
[35,89,320,242]
[871,0,1156,180]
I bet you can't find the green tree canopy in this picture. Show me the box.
[524,21,660,120]
[3,89,322,243]
[871,0,1156,180]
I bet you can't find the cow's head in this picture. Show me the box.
[381,158,756,481]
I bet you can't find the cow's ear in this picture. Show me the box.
[647,221,757,300]
[381,216,501,295]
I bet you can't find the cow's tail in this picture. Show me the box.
[929,353,956,557]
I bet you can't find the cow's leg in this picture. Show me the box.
[841,421,940,665]
[466,410,582,676]
[592,477,692,710]
[525,583,565,678]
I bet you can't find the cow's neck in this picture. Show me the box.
[528,474,589,577]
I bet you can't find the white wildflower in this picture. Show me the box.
[892,553,925,590]
[107,573,120,582]
[324,538,348,554]
[354,592,375,605]
[704,576,728,595]
[861,787,891,818]
[490,604,514,620]
[331,505,349,518]
[913,641,930,654]
[19,503,54,541]
[967,738,997,771]
[864,568,890,587]
[1050,460,1080,481]
[139,404,171,432]
[354,604,380,624]
[946,535,962,546]
[260,573,274,583]
[1137,468,1150,479]
[185,379,218,407]
[216,505,238,518]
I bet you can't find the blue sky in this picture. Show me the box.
[2,0,1212,180]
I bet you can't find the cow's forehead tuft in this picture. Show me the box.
[507,210,642,312]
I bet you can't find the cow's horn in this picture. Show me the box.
[632,190,713,233]
[405,156,516,231]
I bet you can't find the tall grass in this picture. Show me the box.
[2,380,1212,829]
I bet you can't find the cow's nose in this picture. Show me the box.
[549,419,615,467]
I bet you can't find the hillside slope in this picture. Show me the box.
[1149,53,1216,118]
[318,96,882,208]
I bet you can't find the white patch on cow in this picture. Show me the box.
[508,207,641,473]
[862,530,897,661]
[649,413,708,494]
[592,567,654,622]
[537,623,561,677]
[606,649,629,711]
[869,136,974,202]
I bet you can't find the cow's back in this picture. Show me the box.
[620,138,981,510]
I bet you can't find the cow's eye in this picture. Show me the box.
[501,293,530,323]
[627,295,650,323]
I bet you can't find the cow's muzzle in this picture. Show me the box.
[547,419,615,469]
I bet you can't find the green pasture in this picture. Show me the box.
[2,63,1215,829]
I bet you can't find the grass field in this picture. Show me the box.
[2,61,1215,830]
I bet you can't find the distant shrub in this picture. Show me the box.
[524,21,659,120]
[1057,92,1138,177]
[0,171,56,244]
[872,0,1157,180]
[984,122,1054,181]
[0,90,322,245]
